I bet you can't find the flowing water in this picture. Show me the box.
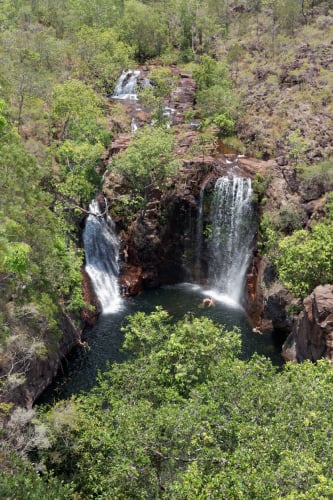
[38,152,276,405]
[112,69,140,100]
[208,176,255,303]
[33,58,284,410]
[83,200,122,314]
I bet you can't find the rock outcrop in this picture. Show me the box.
[282,284,333,362]
[0,304,82,409]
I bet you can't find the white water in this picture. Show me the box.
[208,176,255,304]
[112,70,140,100]
[83,200,122,314]
[131,117,138,133]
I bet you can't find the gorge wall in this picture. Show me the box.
[282,284,333,363]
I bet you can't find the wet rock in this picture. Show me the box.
[264,285,293,334]
[119,264,143,296]
[282,285,333,362]
[81,268,100,325]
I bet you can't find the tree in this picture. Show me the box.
[119,0,168,61]
[34,310,333,498]
[111,126,179,211]
[50,79,109,204]
[277,218,333,298]
[138,67,175,125]
[73,26,133,93]
[193,55,238,136]
[51,79,107,143]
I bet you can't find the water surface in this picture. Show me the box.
[38,284,282,404]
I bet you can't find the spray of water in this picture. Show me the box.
[83,200,122,314]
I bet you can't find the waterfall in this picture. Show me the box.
[131,117,138,134]
[83,200,121,314]
[112,70,140,100]
[208,176,255,304]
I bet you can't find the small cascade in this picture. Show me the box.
[83,199,121,314]
[208,176,255,304]
[131,117,138,134]
[112,70,140,100]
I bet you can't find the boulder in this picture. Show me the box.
[282,284,333,362]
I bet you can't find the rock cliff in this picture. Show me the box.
[282,284,333,362]
[0,303,81,409]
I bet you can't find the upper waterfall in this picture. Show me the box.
[208,176,255,304]
[83,200,122,314]
[112,70,140,100]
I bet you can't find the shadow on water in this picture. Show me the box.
[37,284,283,405]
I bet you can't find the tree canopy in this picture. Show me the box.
[7,309,330,499]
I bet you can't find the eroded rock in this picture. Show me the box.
[282,284,333,362]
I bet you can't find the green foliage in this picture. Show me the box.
[0,453,76,499]
[193,55,230,92]
[148,67,174,98]
[0,96,84,371]
[51,80,109,204]
[252,172,270,204]
[277,217,333,297]
[111,126,179,210]
[258,211,281,255]
[119,0,168,61]
[138,67,174,125]
[121,307,241,396]
[258,200,305,256]
[287,128,311,165]
[73,26,134,93]
[51,79,107,143]
[274,196,333,297]
[2,2,333,496]
[209,112,235,136]
[34,310,333,498]
[3,242,31,277]
[193,56,238,136]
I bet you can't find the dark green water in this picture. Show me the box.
[38,284,282,404]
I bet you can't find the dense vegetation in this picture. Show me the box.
[2,309,333,498]
[1,0,333,497]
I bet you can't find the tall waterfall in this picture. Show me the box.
[208,176,255,304]
[112,70,140,100]
[83,200,121,314]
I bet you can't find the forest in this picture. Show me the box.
[1,0,333,498]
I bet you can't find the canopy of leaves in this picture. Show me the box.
[25,309,333,499]
[277,216,333,298]
[193,55,239,136]
[111,126,179,207]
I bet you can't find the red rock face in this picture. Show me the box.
[81,268,101,325]
[282,285,333,362]
[119,264,143,297]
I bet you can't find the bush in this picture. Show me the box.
[277,216,333,297]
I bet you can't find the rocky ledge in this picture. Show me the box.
[282,284,333,362]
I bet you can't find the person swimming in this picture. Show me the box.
[201,296,215,308]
